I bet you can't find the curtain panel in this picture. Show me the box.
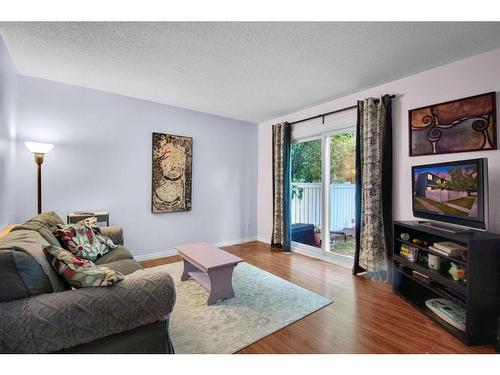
[353,95,393,280]
[271,122,291,251]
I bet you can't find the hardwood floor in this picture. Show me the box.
[141,241,495,354]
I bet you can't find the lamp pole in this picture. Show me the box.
[25,142,54,215]
[35,153,44,214]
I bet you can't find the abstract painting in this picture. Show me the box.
[152,132,192,213]
[409,92,496,156]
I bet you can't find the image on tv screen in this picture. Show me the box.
[413,163,479,219]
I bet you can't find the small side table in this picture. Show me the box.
[67,211,109,226]
[175,242,244,305]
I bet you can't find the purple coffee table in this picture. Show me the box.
[175,242,244,305]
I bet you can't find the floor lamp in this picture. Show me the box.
[25,142,54,214]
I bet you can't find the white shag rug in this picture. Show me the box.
[148,261,331,353]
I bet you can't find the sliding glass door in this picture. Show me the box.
[290,128,356,268]
[327,131,356,264]
[291,138,323,253]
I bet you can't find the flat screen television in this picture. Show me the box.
[412,158,488,230]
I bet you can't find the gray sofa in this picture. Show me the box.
[0,212,176,354]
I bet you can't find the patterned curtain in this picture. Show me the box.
[353,95,393,281]
[271,122,291,251]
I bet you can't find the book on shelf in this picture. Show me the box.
[432,241,466,256]
[399,243,419,262]
[428,245,454,257]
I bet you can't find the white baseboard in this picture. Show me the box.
[256,236,270,244]
[134,249,178,261]
[213,236,257,247]
[133,236,258,262]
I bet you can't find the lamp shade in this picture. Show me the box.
[25,141,54,154]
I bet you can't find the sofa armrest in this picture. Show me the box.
[0,269,176,353]
[99,225,124,245]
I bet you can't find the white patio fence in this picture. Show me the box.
[424,189,468,203]
[291,182,356,231]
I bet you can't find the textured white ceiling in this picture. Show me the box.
[1,22,500,123]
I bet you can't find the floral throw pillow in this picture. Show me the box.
[43,245,124,288]
[55,218,116,261]
[78,217,118,251]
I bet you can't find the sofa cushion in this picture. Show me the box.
[99,226,124,246]
[44,245,124,288]
[12,211,66,247]
[32,211,65,227]
[0,229,66,295]
[100,259,142,275]
[0,250,31,301]
[55,221,115,261]
[13,222,60,247]
[94,245,133,265]
[21,211,65,230]
[10,249,52,294]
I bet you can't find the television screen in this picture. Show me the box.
[412,158,488,230]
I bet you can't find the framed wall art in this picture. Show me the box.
[151,132,193,213]
[409,92,497,156]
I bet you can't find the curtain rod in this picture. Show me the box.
[288,94,396,126]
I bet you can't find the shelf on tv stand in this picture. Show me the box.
[393,279,467,342]
[394,267,466,308]
[394,238,467,266]
[394,254,467,296]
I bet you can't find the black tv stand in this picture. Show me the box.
[393,221,500,345]
[417,221,472,234]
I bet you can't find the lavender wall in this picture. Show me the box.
[14,76,257,257]
[0,36,17,227]
[258,48,500,241]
